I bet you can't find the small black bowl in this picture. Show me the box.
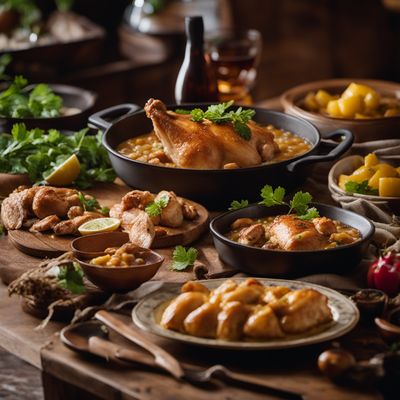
[0,84,97,132]
[210,203,375,277]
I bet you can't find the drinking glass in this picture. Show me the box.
[205,29,262,104]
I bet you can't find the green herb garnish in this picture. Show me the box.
[0,76,62,118]
[3,0,41,28]
[145,195,169,217]
[57,262,85,295]
[175,101,255,140]
[170,245,198,271]
[0,123,116,188]
[78,192,99,211]
[0,224,5,236]
[258,185,319,220]
[229,199,249,211]
[345,180,378,196]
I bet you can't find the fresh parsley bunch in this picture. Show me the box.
[170,246,198,271]
[57,262,85,295]
[175,101,255,140]
[145,195,169,217]
[0,75,62,118]
[0,123,116,188]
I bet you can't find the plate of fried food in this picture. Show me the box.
[133,277,359,350]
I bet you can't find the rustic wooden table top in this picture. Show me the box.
[0,97,384,400]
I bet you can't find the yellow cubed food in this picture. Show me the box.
[397,166,400,175]
[350,165,376,182]
[338,174,351,190]
[315,90,333,107]
[384,108,400,117]
[378,177,400,197]
[338,95,363,118]
[343,82,377,98]
[303,92,319,111]
[355,113,371,119]
[364,91,380,110]
[364,153,379,167]
[326,99,342,117]
[368,164,398,189]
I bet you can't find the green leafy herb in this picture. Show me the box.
[288,191,312,215]
[55,0,74,11]
[259,185,286,207]
[174,101,255,140]
[0,223,5,235]
[229,199,249,211]
[170,245,198,271]
[0,76,62,118]
[100,207,110,216]
[0,54,11,80]
[258,185,320,219]
[3,0,41,28]
[345,180,378,196]
[0,123,116,188]
[78,192,100,211]
[57,262,85,295]
[145,195,169,217]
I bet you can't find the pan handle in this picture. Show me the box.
[286,129,354,172]
[88,103,141,130]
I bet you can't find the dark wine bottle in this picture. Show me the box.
[174,16,218,104]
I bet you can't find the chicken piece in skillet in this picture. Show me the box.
[244,305,284,339]
[155,190,184,228]
[144,98,280,169]
[184,302,220,338]
[30,215,60,232]
[267,215,328,251]
[160,292,208,333]
[238,223,265,247]
[269,288,333,334]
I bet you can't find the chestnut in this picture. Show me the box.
[318,349,356,379]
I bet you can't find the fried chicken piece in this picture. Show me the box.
[244,305,284,339]
[262,286,292,304]
[209,279,238,304]
[269,289,333,334]
[184,302,220,338]
[30,215,60,232]
[238,224,265,246]
[120,208,155,248]
[53,212,101,235]
[32,187,69,219]
[221,285,264,305]
[155,190,183,228]
[268,215,327,251]
[1,190,30,230]
[313,217,337,236]
[67,206,84,219]
[109,203,123,219]
[160,292,207,333]
[181,281,210,294]
[121,190,154,211]
[216,301,252,341]
[145,98,280,169]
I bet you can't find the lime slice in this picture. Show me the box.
[78,218,121,235]
[45,154,80,186]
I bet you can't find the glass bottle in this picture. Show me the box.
[174,15,218,104]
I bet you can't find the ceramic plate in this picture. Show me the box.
[132,278,359,350]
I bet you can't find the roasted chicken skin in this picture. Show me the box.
[144,98,280,169]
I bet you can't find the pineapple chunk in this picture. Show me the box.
[364,153,379,167]
[379,177,400,197]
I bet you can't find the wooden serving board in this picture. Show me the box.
[7,182,209,258]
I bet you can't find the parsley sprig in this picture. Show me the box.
[175,101,255,140]
[170,245,198,271]
[345,180,378,196]
[229,199,249,211]
[57,262,85,295]
[77,192,109,215]
[145,195,169,217]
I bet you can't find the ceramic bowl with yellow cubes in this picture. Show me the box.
[281,79,400,142]
[328,153,400,214]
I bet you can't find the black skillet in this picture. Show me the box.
[89,103,353,209]
[210,203,375,277]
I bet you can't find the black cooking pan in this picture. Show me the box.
[89,103,354,209]
[0,84,97,132]
[210,203,375,277]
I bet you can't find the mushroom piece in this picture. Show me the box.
[155,190,183,228]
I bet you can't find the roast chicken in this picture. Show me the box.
[144,98,280,169]
[161,278,333,341]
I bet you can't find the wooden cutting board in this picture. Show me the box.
[7,182,209,258]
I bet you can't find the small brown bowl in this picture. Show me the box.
[351,289,388,325]
[375,307,400,343]
[281,78,400,142]
[328,155,400,214]
[71,232,164,292]
[71,231,130,259]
